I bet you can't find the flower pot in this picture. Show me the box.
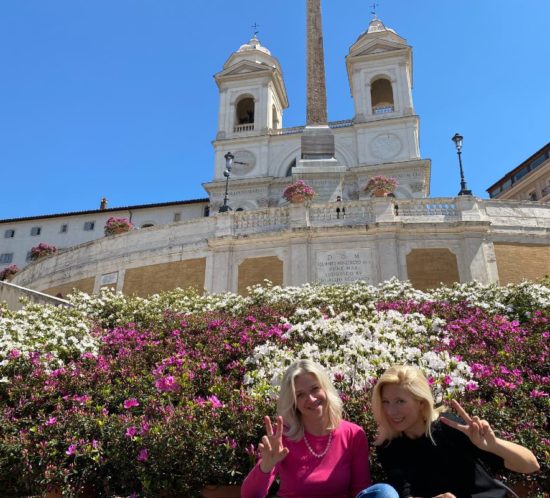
[289,193,306,203]
[201,484,241,498]
[372,189,389,197]
[106,226,130,235]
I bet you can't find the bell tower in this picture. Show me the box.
[214,36,288,142]
[346,17,421,164]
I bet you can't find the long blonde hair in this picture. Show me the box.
[277,359,342,441]
[372,365,444,444]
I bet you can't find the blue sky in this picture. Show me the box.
[1,0,549,219]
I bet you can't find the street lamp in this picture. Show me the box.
[452,133,472,196]
[219,152,234,213]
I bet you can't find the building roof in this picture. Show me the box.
[486,142,550,196]
[0,198,209,224]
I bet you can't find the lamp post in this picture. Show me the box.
[219,152,234,213]
[452,133,472,196]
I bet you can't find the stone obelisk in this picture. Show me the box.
[294,0,344,200]
[301,0,334,158]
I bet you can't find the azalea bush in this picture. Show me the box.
[0,279,548,496]
[282,180,316,202]
[0,264,19,281]
[104,217,134,236]
[364,175,398,194]
[30,242,57,260]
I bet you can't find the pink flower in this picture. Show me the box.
[155,375,178,392]
[530,389,548,398]
[123,398,139,409]
[8,349,21,359]
[137,448,149,462]
[126,426,138,438]
[66,444,77,456]
[45,417,57,426]
[207,395,223,409]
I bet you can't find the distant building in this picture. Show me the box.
[0,199,208,271]
[487,142,550,202]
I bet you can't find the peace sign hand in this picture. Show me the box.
[440,400,497,451]
[258,415,290,473]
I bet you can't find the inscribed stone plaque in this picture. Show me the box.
[316,249,373,285]
[100,272,118,286]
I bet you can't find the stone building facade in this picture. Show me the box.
[3,17,550,297]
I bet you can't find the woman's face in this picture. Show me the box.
[294,372,328,426]
[381,383,425,438]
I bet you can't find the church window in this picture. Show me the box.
[236,97,255,125]
[272,104,279,129]
[203,206,210,217]
[371,78,394,114]
[285,158,297,177]
[4,229,15,238]
[0,253,14,264]
[83,221,95,231]
[30,226,41,236]
[528,191,538,201]
[60,224,68,233]
[173,212,181,222]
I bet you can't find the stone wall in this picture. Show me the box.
[123,258,207,297]
[237,256,283,295]
[494,243,550,284]
[406,248,460,290]
[43,277,95,298]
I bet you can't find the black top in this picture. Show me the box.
[377,416,506,498]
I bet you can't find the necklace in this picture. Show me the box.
[303,430,333,458]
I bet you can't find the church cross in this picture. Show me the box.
[251,22,260,37]
[370,2,379,18]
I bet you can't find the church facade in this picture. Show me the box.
[4,15,550,297]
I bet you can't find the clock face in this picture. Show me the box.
[371,133,402,160]
[231,150,256,176]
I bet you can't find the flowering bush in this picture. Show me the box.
[282,180,316,203]
[30,242,57,260]
[0,279,548,496]
[0,264,18,281]
[364,175,398,194]
[104,217,134,236]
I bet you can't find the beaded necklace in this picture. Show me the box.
[303,430,333,458]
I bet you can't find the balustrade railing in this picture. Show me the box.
[395,198,459,218]
[233,207,290,235]
[269,119,354,136]
[309,201,375,226]
[233,123,255,133]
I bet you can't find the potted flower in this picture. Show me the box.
[30,243,57,261]
[0,264,18,281]
[104,217,134,236]
[364,175,398,197]
[282,180,316,203]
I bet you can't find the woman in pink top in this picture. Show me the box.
[241,359,397,498]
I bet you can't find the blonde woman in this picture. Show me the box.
[241,359,398,498]
[371,365,540,498]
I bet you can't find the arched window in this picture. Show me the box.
[272,104,279,129]
[236,97,255,125]
[371,78,394,114]
[285,158,297,177]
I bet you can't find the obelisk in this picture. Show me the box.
[301,0,335,159]
[295,0,344,201]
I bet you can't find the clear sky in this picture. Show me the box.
[1,0,549,220]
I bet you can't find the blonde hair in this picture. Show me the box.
[276,359,342,441]
[372,365,444,444]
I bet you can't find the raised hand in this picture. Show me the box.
[258,415,290,473]
[440,399,497,451]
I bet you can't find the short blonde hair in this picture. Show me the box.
[372,365,444,444]
[277,359,342,441]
